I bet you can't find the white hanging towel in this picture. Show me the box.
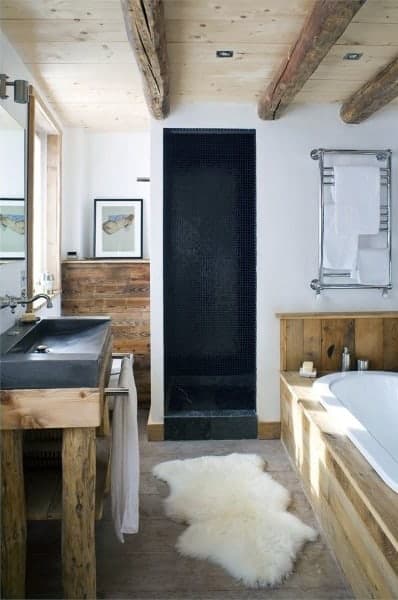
[111,355,140,542]
[323,204,358,271]
[358,248,389,285]
[334,166,380,236]
[359,232,388,250]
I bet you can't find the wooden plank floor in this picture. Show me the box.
[26,410,353,599]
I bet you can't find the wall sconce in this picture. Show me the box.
[0,74,29,104]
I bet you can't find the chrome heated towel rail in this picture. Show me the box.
[310,148,392,295]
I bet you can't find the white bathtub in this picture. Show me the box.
[313,371,398,493]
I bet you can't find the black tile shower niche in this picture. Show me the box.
[163,129,257,440]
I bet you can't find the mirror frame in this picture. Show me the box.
[26,88,62,301]
[26,86,34,298]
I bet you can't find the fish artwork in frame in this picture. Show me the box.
[94,199,143,258]
[0,198,25,259]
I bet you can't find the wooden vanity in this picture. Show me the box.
[0,338,112,599]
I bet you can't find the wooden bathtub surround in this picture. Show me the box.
[281,373,398,598]
[0,337,113,599]
[62,260,151,406]
[278,312,398,374]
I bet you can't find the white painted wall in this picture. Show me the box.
[61,130,150,259]
[62,128,88,258]
[0,130,24,196]
[150,102,398,425]
[0,30,60,129]
[0,30,29,129]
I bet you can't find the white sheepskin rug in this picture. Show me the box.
[153,453,317,587]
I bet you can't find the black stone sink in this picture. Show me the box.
[0,317,112,389]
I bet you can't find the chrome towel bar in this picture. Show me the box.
[104,353,133,396]
[104,388,130,396]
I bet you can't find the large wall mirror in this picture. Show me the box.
[0,87,61,327]
[0,101,27,304]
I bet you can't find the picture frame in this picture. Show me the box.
[0,198,25,259]
[94,199,143,259]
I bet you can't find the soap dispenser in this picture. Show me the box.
[341,347,350,372]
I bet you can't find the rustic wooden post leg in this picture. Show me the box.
[1,430,26,599]
[62,428,96,599]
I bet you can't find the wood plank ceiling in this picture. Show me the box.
[1,0,398,130]
[0,0,148,130]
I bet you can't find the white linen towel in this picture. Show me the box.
[334,166,380,236]
[323,204,358,271]
[111,355,140,542]
[359,232,388,250]
[358,248,389,285]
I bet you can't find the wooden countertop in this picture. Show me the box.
[276,311,398,319]
[281,371,398,548]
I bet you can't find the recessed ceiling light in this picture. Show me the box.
[216,50,234,58]
[343,52,363,61]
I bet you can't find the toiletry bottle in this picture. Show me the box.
[341,347,350,372]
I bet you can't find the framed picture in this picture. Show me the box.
[0,198,25,259]
[94,199,143,259]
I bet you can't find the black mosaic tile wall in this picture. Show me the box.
[163,129,256,440]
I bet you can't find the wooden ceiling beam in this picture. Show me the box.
[340,55,398,123]
[121,0,169,119]
[257,0,367,120]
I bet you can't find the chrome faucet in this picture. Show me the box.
[0,293,53,314]
[0,295,18,312]
[0,295,12,310]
